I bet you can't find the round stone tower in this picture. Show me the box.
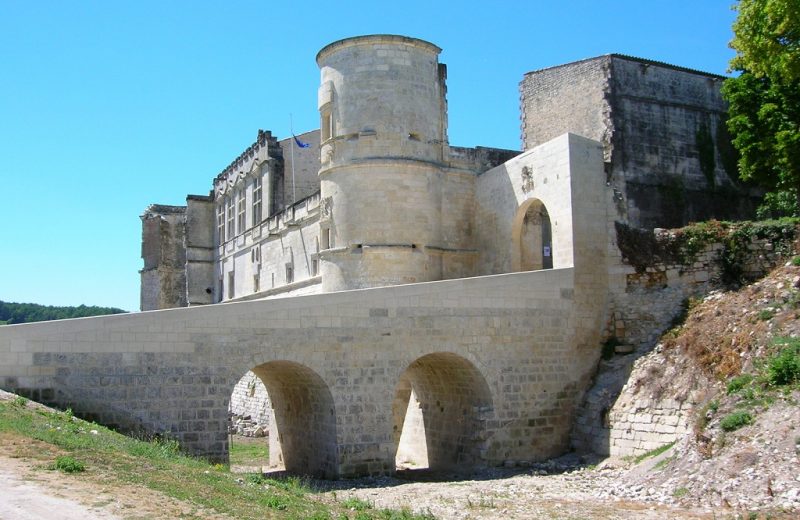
[316,35,453,292]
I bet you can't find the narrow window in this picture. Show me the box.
[253,273,260,293]
[252,177,262,227]
[216,202,225,244]
[237,189,246,233]
[285,263,294,284]
[311,237,319,276]
[227,271,235,300]
[321,227,332,250]
[226,196,235,238]
[321,108,333,141]
[217,276,223,302]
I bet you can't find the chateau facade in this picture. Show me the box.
[140,35,755,311]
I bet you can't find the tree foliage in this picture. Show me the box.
[730,0,800,83]
[723,0,800,215]
[0,300,127,325]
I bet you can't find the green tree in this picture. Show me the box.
[723,0,800,215]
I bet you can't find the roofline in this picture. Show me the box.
[317,34,441,65]
[522,53,728,80]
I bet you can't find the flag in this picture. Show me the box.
[293,134,310,148]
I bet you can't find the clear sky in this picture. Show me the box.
[0,0,738,312]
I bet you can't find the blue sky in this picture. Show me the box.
[0,1,738,312]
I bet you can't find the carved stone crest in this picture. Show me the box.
[521,166,534,193]
[320,197,333,221]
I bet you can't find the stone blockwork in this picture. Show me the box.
[573,222,798,456]
[140,205,187,311]
[229,370,271,430]
[2,268,584,478]
[520,55,759,230]
[609,223,797,349]
[3,132,610,478]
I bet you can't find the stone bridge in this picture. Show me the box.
[0,134,611,478]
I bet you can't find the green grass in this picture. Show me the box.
[767,340,800,386]
[626,441,676,464]
[229,438,270,466]
[673,487,689,498]
[0,400,436,520]
[53,455,86,473]
[720,410,753,432]
[727,374,754,394]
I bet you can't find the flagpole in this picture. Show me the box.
[290,114,296,204]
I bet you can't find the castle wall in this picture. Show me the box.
[219,194,322,301]
[317,35,457,292]
[185,195,215,306]
[608,58,752,228]
[279,129,321,205]
[520,55,758,230]
[2,267,582,477]
[139,205,187,311]
[520,57,611,159]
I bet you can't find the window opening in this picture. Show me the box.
[321,108,333,142]
[252,177,262,227]
[227,271,235,300]
[216,202,225,244]
[321,227,332,250]
[285,263,294,284]
[226,196,235,238]
[237,189,246,234]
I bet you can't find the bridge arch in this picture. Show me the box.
[511,197,553,272]
[241,360,338,478]
[392,352,493,473]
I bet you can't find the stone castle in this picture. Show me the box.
[1,35,761,478]
[140,36,755,311]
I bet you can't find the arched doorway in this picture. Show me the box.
[228,371,272,471]
[512,198,553,272]
[392,352,493,474]
[231,361,338,478]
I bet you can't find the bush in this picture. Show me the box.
[768,343,800,386]
[720,411,753,432]
[727,374,754,394]
[53,455,85,473]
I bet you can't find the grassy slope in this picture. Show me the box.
[0,397,433,520]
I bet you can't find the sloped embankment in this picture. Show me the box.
[598,263,800,513]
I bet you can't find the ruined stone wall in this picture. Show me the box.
[608,57,754,228]
[520,56,611,158]
[610,224,795,349]
[520,55,758,230]
[229,370,271,428]
[573,222,797,456]
[140,205,187,311]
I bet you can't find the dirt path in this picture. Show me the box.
[0,456,120,520]
[321,467,716,520]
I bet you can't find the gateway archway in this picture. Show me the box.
[392,352,493,473]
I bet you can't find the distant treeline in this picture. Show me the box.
[0,301,127,325]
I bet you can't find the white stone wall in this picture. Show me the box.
[229,370,271,427]
[3,133,610,478]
